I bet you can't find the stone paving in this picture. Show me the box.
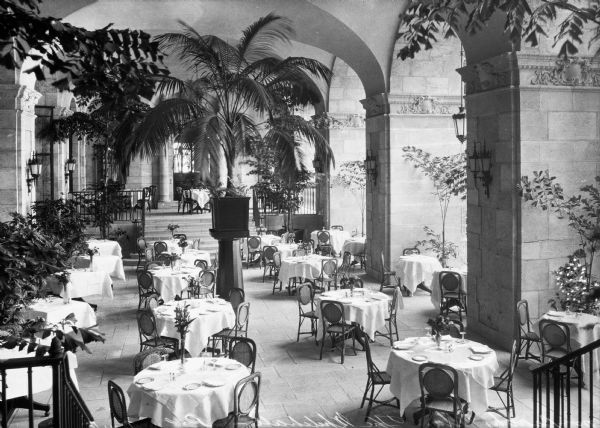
[11,258,558,427]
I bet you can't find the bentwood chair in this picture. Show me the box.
[538,319,582,382]
[212,372,261,428]
[137,270,158,310]
[360,330,399,421]
[379,251,400,292]
[319,300,356,364]
[262,245,278,282]
[132,347,172,375]
[108,380,152,428]
[136,310,179,354]
[229,287,245,312]
[153,241,168,258]
[246,236,262,268]
[188,269,216,299]
[211,302,251,356]
[416,363,473,427]
[315,231,334,256]
[516,299,542,361]
[271,252,283,294]
[330,225,344,231]
[194,259,209,270]
[136,237,147,270]
[314,258,338,292]
[296,283,318,342]
[228,336,257,373]
[489,340,519,419]
[439,271,467,322]
[374,285,401,345]
[403,247,420,255]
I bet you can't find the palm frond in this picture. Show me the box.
[154,75,187,97]
[238,13,294,62]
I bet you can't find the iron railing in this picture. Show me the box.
[253,184,318,227]
[531,338,599,427]
[0,353,94,428]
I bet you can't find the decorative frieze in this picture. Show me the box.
[458,52,519,95]
[529,57,600,87]
[311,112,365,129]
[390,94,460,115]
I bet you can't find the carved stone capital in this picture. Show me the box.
[360,93,389,118]
[458,52,519,95]
[16,86,42,113]
[389,94,461,115]
[311,112,365,129]
[56,107,74,117]
[518,54,600,88]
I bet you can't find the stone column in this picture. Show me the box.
[459,52,521,350]
[0,83,41,221]
[158,145,172,203]
[360,93,390,279]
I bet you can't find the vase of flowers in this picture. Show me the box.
[174,304,194,368]
[86,247,99,270]
[170,253,180,271]
[427,315,453,349]
[178,237,188,254]
[55,271,71,304]
[167,224,180,238]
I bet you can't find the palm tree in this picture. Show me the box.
[117,13,333,191]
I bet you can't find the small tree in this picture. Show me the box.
[402,146,466,266]
[333,161,366,236]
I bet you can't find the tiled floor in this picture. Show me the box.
[10,258,595,427]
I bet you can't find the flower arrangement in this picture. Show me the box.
[427,315,454,345]
[177,237,188,253]
[550,255,600,313]
[86,246,99,259]
[174,304,195,364]
[169,252,180,270]
[167,224,180,237]
[54,271,71,303]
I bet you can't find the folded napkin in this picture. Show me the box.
[470,344,492,354]
[546,310,565,317]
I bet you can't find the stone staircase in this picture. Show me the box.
[143,203,256,253]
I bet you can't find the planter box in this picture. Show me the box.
[210,197,250,238]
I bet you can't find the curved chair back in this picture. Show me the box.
[297,283,314,307]
[516,299,533,334]
[320,300,345,325]
[145,293,161,310]
[137,271,154,293]
[156,253,172,266]
[144,261,162,270]
[539,319,571,361]
[133,347,171,375]
[228,337,257,373]
[263,246,277,262]
[380,251,389,271]
[317,231,331,245]
[233,372,261,423]
[322,258,338,278]
[247,236,261,251]
[153,241,168,256]
[194,259,208,270]
[390,286,401,318]
[292,249,306,257]
[330,225,344,231]
[137,237,147,251]
[439,271,462,293]
[403,247,420,255]
[173,233,187,240]
[107,380,129,426]
[229,287,245,312]
[420,363,458,401]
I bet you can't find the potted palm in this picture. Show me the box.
[121,14,333,297]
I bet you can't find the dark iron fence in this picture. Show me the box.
[253,184,317,227]
[531,338,599,427]
[0,353,94,428]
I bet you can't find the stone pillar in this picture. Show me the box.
[158,146,171,203]
[360,93,390,279]
[0,83,41,221]
[460,52,521,350]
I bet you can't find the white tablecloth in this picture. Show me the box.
[84,255,126,281]
[430,269,468,309]
[151,267,201,301]
[274,243,300,259]
[540,312,600,378]
[180,250,212,268]
[154,299,236,357]
[261,234,282,247]
[127,357,250,428]
[311,230,351,254]
[315,289,390,339]
[393,255,443,293]
[23,297,97,328]
[0,348,79,398]
[49,269,113,299]
[190,189,210,207]
[341,237,366,256]
[278,255,330,285]
[87,239,122,258]
[386,337,499,414]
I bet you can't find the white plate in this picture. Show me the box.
[411,355,428,362]
[203,379,226,387]
[546,311,564,317]
[392,341,414,350]
[225,363,242,370]
[183,383,202,391]
[136,377,154,385]
[470,345,492,354]
[469,355,484,361]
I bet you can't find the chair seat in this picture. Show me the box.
[212,413,257,428]
[424,397,469,413]
[521,331,541,341]
[301,311,318,319]
[491,376,509,392]
[546,350,569,360]
[372,371,392,385]
[141,337,178,349]
[442,292,461,299]
[326,323,355,334]
[383,270,396,276]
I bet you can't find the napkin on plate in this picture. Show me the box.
[469,344,492,354]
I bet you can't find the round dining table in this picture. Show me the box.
[310,229,351,255]
[386,336,499,415]
[393,254,443,294]
[127,357,250,428]
[260,234,282,247]
[151,267,201,301]
[153,299,236,357]
[430,269,467,309]
[48,269,113,299]
[341,237,366,256]
[278,254,330,286]
[87,239,122,258]
[190,188,210,207]
[179,249,212,268]
[314,289,391,339]
[22,296,97,328]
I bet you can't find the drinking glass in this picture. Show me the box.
[459,332,467,344]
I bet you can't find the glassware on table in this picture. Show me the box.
[565,305,572,316]
[459,331,467,344]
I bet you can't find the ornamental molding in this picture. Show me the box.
[311,112,365,129]
[389,94,461,115]
[360,93,389,118]
[458,52,519,95]
[56,107,74,117]
[16,86,42,112]
[519,55,600,88]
